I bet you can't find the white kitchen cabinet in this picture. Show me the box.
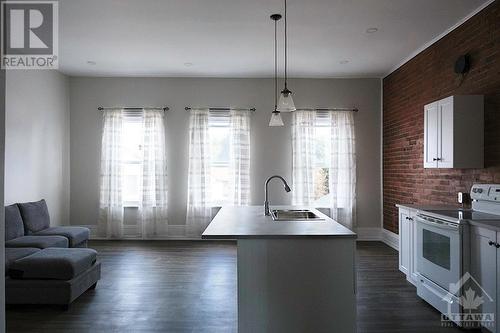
[398,207,418,285]
[470,225,498,332]
[424,95,484,169]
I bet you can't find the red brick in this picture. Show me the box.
[383,1,500,233]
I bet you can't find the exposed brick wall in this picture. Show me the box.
[383,1,500,233]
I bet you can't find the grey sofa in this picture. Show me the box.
[4,200,99,308]
[5,247,101,309]
[5,247,39,271]
[5,204,69,248]
[17,200,90,248]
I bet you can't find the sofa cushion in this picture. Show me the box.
[9,248,98,280]
[5,204,25,241]
[5,248,39,272]
[35,227,90,247]
[17,199,50,234]
[5,235,68,249]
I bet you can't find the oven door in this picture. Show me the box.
[416,215,461,293]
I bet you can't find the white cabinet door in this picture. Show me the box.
[408,210,418,285]
[399,210,410,275]
[424,102,439,168]
[470,226,496,332]
[438,97,454,168]
[423,95,483,169]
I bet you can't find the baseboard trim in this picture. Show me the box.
[356,227,382,241]
[84,224,189,240]
[381,228,399,251]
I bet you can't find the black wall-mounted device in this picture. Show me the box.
[454,54,471,74]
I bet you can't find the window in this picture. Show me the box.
[208,115,231,205]
[100,109,168,238]
[313,116,331,201]
[122,117,143,205]
[292,110,356,229]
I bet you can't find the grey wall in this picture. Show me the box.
[5,71,70,226]
[70,77,381,230]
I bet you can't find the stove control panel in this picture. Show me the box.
[471,184,500,202]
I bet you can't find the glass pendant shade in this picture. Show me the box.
[277,89,296,112]
[269,111,284,127]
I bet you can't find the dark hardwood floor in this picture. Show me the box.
[6,241,471,333]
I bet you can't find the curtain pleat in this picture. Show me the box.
[186,109,212,236]
[292,110,316,205]
[140,109,168,238]
[98,110,124,238]
[229,110,251,206]
[329,111,357,230]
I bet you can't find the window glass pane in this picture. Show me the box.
[209,126,230,165]
[123,164,141,203]
[210,165,231,205]
[209,116,231,205]
[122,121,143,162]
[313,167,329,200]
[313,120,331,201]
[314,126,331,168]
[122,119,143,204]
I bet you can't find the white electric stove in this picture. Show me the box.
[415,184,500,327]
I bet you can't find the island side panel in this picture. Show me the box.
[237,238,356,333]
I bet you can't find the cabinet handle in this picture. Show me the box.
[433,157,442,161]
[496,243,500,249]
[489,241,495,246]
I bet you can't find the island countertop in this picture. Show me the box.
[202,206,356,239]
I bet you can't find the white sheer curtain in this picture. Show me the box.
[186,109,212,236]
[140,109,168,238]
[291,110,357,230]
[328,111,356,230]
[99,109,124,238]
[229,109,251,205]
[292,110,316,205]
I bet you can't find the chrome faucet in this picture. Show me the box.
[264,175,291,216]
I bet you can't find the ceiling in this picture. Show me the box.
[59,0,490,78]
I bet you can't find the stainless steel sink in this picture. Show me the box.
[270,209,324,221]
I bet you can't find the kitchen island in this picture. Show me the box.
[202,206,357,333]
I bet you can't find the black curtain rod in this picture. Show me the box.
[98,106,169,111]
[184,107,256,112]
[298,107,358,112]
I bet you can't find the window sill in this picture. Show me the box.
[123,202,140,208]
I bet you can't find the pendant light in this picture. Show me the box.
[269,14,284,127]
[277,0,296,112]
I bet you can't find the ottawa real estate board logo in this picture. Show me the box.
[441,272,495,329]
[1,1,58,69]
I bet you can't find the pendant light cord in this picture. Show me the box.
[284,0,288,90]
[274,18,278,110]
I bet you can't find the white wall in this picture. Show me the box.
[5,71,70,226]
[69,77,381,231]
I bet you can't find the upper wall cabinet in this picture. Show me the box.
[424,95,484,169]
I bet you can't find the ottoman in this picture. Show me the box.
[6,248,101,309]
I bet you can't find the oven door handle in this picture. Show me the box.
[416,216,459,231]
